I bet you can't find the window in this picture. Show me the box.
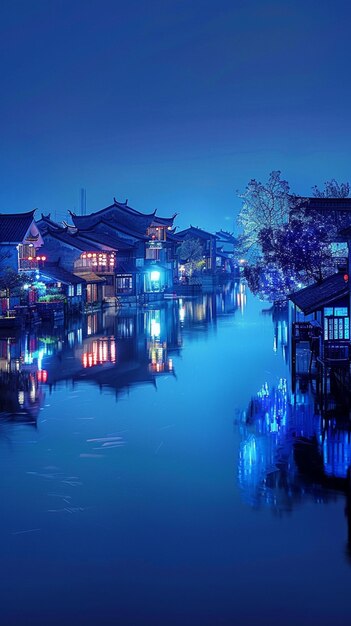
[116,275,133,293]
[87,283,98,303]
[76,283,82,296]
[324,315,350,340]
[68,284,74,297]
[146,247,160,260]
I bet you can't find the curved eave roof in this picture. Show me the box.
[302,197,351,212]
[44,227,103,252]
[0,210,37,243]
[113,198,156,220]
[152,212,177,227]
[289,273,349,315]
[177,226,217,240]
[78,230,133,250]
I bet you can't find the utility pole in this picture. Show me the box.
[80,188,87,216]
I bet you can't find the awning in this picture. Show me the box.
[73,272,106,284]
[40,265,85,285]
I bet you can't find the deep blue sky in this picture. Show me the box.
[1,0,351,232]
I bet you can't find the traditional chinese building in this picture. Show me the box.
[215,230,239,275]
[37,216,112,306]
[0,210,43,273]
[289,271,350,365]
[301,197,351,232]
[177,225,218,273]
[67,198,178,301]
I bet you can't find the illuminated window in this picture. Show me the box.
[146,247,160,260]
[324,315,350,340]
[116,275,133,293]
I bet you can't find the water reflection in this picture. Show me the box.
[261,302,290,362]
[179,280,244,334]
[0,284,242,408]
[238,371,351,559]
[1,282,351,624]
[7,286,351,551]
[0,334,44,424]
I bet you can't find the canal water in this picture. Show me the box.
[0,283,351,625]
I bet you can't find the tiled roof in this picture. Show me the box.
[44,227,103,252]
[0,210,36,243]
[87,217,148,241]
[78,227,134,250]
[166,230,182,242]
[113,198,156,219]
[289,272,349,315]
[302,197,351,212]
[152,212,177,227]
[177,226,217,240]
[215,230,237,243]
[69,200,155,235]
[40,263,85,285]
[37,214,62,232]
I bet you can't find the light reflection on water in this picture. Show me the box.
[0,282,351,625]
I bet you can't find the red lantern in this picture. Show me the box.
[344,274,349,282]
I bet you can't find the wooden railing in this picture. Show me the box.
[292,322,322,341]
[324,342,350,362]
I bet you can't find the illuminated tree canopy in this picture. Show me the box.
[178,236,205,276]
[312,179,350,198]
[239,171,337,302]
[238,171,301,261]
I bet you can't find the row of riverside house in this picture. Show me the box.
[0,198,239,322]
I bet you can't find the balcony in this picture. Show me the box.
[323,342,350,364]
[74,261,115,274]
[18,258,38,272]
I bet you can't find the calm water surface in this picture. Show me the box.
[1,284,351,625]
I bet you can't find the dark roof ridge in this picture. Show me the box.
[217,229,234,236]
[0,209,36,218]
[180,225,217,237]
[113,197,156,219]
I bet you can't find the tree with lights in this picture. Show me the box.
[238,171,337,302]
[244,261,297,303]
[0,263,30,316]
[312,179,350,198]
[238,170,302,261]
[178,237,205,277]
[261,216,334,283]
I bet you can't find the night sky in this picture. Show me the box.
[1,0,350,232]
